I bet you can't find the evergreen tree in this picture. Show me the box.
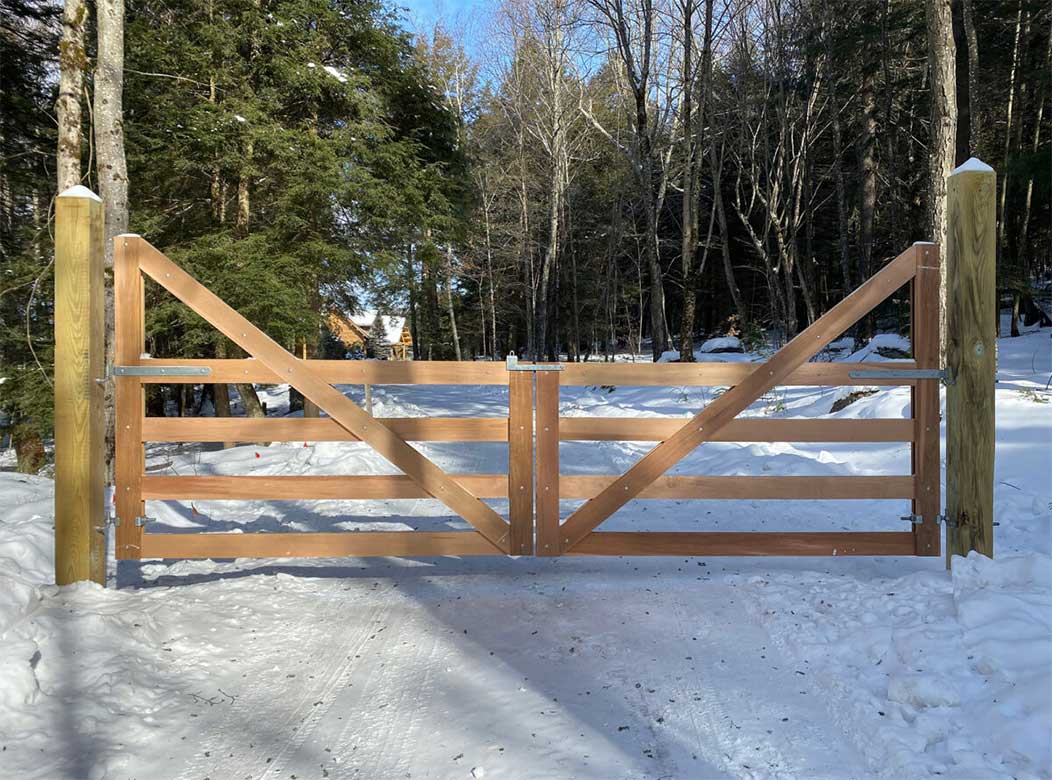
[0,0,60,471]
[124,0,465,371]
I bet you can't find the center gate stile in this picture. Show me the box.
[113,236,942,561]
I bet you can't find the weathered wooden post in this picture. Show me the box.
[945,158,997,565]
[54,186,107,585]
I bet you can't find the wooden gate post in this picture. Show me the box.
[508,371,534,555]
[54,186,107,585]
[535,371,560,555]
[945,158,997,565]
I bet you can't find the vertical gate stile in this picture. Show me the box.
[508,371,534,555]
[535,371,560,555]
[114,235,145,559]
[913,242,941,556]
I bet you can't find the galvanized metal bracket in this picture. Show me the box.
[506,353,564,372]
[111,365,212,377]
[901,514,956,528]
[848,367,954,385]
[134,516,152,527]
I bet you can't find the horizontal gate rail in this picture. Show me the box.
[558,361,918,386]
[568,531,917,557]
[556,475,914,500]
[139,532,500,559]
[127,358,919,387]
[557,418,915,442]
[141,417,510,442]
[142,474,511,500]
[127,357,511,384]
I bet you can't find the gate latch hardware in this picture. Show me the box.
[506,353,564,372]
[134,516,152,527]
[112,365,212,377]
[901,514,956,528]
[848,368,954,385]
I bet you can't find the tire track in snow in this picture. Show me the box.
[665,584,868,779]
[321,603,443,778]
[174,588,388,780]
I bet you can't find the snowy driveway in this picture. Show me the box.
[1,328,1049,779]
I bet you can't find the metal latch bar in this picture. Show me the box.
[848,368,952,384]
[506,354,564,372]
[112,365,212,377]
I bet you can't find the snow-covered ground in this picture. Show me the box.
[1,327,1049,780]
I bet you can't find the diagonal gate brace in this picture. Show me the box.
[134,239,510,553]
[558,245,921,552]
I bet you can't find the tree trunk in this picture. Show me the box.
[13,426,46,474]
[925,0,958,359]
[831,102,853,295]
[960,0,979,154]
[711,143,744,326]
[406,246,420,359]
[538,152,560,359]
[234,383,266,419]
[678,0,697,361]
[859,70,878,285]
[998,0,1023,258]
[445,246,462,361]
[301,337,320,417]
[858,66,878,340]
[236,138,252,237]
[214,342,233,448]
[94,0,127,483]
[57,0,86,191]
[1019,22,1050,263]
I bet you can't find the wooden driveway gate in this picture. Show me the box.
[114,237,941,561]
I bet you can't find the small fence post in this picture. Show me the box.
[54,186,107,585]
[945,158,997,565]
[508,371,534,555]
[535,371,560,555]
[114,235,146,559]
[911,242,941,556]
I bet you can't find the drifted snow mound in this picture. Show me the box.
[745,549,1052,779]
[657,335,744,363]
[698,336,743,353]
[846,333,912,362]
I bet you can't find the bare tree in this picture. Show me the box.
[925,0,957,356]
[584,0,670,359]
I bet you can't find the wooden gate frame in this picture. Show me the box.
[57,164,998,583]
[536,242,942,558]
[113,237,939,561]
[114,236,535,560]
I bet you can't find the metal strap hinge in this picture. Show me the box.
[849,368,954,385]
[506,353,564,372]
[111,365,212,377]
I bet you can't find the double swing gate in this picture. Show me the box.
[114,236,941,561]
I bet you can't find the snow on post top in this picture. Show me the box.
[57,184,102,202]
[952,157,994,175]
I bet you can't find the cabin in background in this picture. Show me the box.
[328,310,412,360]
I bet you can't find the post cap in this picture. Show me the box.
[951,157,994,175]
[57,184,102,201]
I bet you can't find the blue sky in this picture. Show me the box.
[396,0,489,28]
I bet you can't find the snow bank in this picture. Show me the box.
[743,548,1052,779]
